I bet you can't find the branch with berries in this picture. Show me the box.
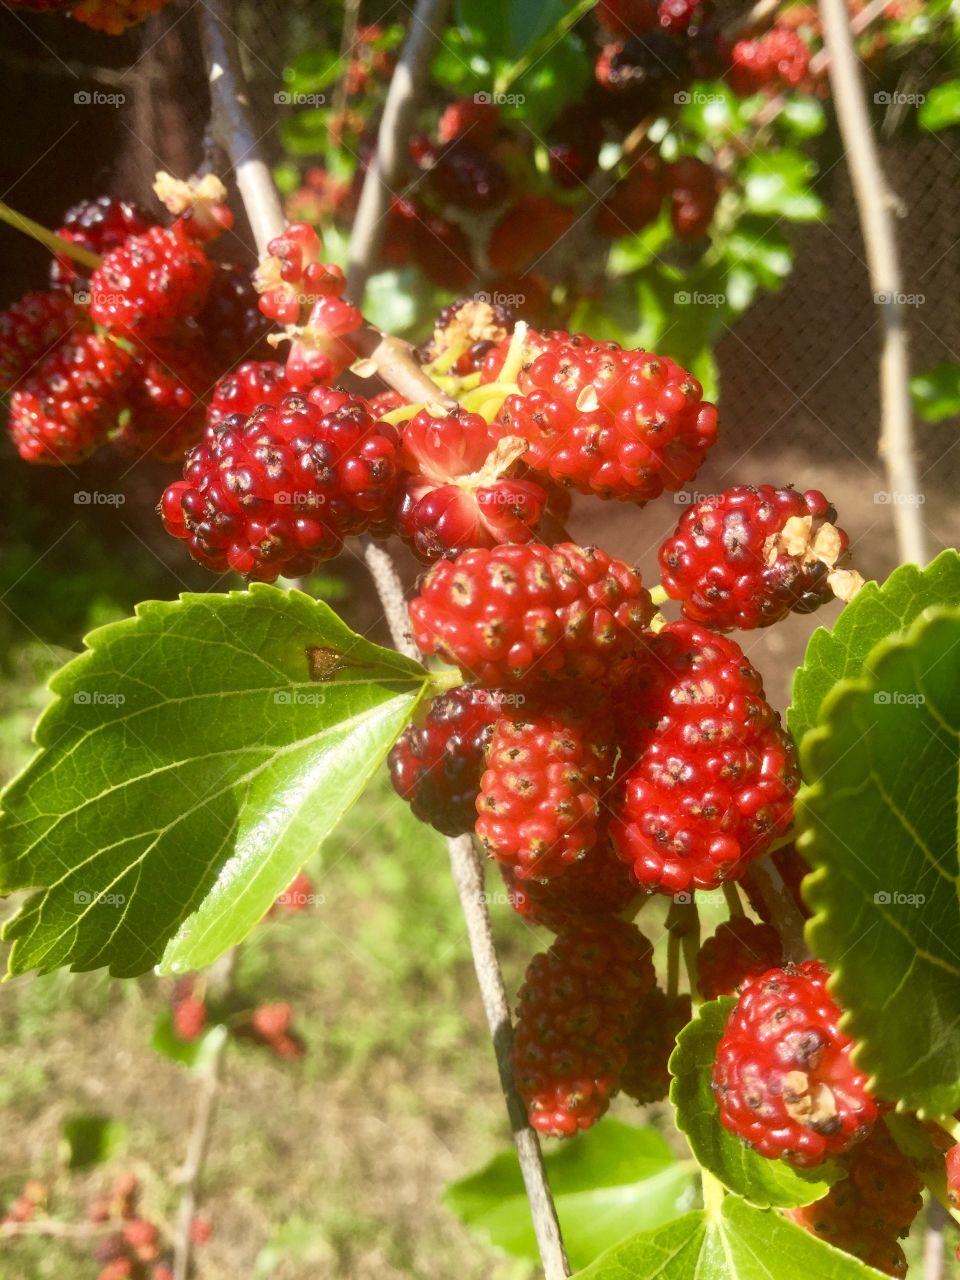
[0,3,957,1280]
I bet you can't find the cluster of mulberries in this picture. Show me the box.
[1,180,270,465]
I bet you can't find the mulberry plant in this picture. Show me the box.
[0,1,958,1279]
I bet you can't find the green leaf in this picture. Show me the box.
[284,49,343,95]
[788,550,960,744]
[606,216,675,278]
[0,587,427,978]
[280,106,338,158]
[456,0,510,54]
[678,82,747,139]
[574,1196,884,1278]
[773,96,827,140]
[574,1210,707,1278]
[432,30,492,95]
[509,34,591,128]
[151,1010,229,1070]
[724,222,794,292]
[911,362,960,422]
[919,79,960,131]
[742,151,825,222]
[254,1217,335,1276]
[60,1114,127,1169]
[798,606,960,1113]
[508,0,569,56]
[362,268,421,335]
[446,1120,697,1269]
[670,998,841,1208]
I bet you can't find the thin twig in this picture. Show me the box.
[361,542,570,1280]
[744,859,808,961]
[722,0,783,43]
[361,540,418,658]
[818,0,926,565]
[330,0,362,131]
[198,19,569,1277]
[808,0,890,75]
[199,0,286,258]
[924,1199,947,1280]
[202,0,451,409]
[345,0,452,299]
[353,329,458,406]
[0,201,102,269]
[172,949,236,1280]
[0,1219,112,1241]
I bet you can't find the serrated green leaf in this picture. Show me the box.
[151,1009,229,1070]
[0,587,427,978]
[911,362,960,422]
[669,998,841,1208]
[446,1120,697,1268]
[919,79,960,131]
[60,1114,127,1169]
[788,550,960,744]
[574,1196,885,1278]
[798,607,960,1113]
[573,1210,708,1278]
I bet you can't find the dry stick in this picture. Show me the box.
[722,0,783,43]
[329,0,362,130]
[200,0,448,408]
[745,858,808,962]
[198,12,569,1276]
[0,1219,113,1241]
[361,541,571,1280]
[924,1199,947,1280]
[818,0,927,566]
[199,0,286,258]
[172,949,236,1280]
[353,328,458,407]
[345,0,452,299]
[808,0,891,75]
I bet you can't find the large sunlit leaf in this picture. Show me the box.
[574,1197,887,1278]
[446,1120,697,1268]
[0,587,428,978]
[798,606,960,1113]
[788,550,960,746]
